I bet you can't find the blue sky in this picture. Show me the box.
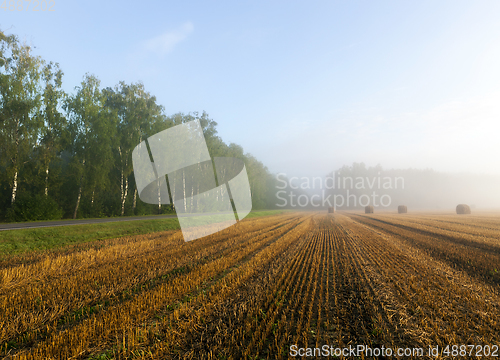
[2,0,500,177]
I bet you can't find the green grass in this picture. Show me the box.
[0,218,181,257]
[0,210,285,257]
[243,209,288,219]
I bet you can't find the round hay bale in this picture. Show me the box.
[328,207,335,213]
[456,204,471,214]
[398,205,407,214]
[365,205,374,214]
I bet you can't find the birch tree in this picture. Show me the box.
[104,82,165,215]
[0,31,43,204]
[38,61,67,196]
[65,74,115,218]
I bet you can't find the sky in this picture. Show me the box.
[2,0,500,179]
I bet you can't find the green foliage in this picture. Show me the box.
[0,30,44,205]
[6,193,63,222]
[0,28,278,222]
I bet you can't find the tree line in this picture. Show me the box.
[0,30,276,222]
[326,162,500,210]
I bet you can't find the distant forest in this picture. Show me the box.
[0,30,276,222]
[325,163,500,211]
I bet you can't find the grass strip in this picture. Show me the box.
[0,210,285,256]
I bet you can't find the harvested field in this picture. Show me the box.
[1,211,500,359]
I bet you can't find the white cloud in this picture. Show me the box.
[143,22,194,55]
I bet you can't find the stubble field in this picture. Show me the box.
[1,211,500,359]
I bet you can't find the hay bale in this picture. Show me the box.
[328,207,334,213]
[456,204,471,214]
[398,205,407,214]
[365,206,374,214]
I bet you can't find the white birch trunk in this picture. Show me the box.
[11,170,18,204]
[190,179,194,212]
[132,187,137,212]
[157,177,161,214]
[73,159,85,219]
[182,169,187,212]
[44,166,49,196]
[121,177,128,216]
[118,146,125,215]
[171,176,176,211]
[73,183,82,219]
[196,182,200,212]
[11,120,20,204]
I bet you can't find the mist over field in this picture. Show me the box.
[274,164,500,211]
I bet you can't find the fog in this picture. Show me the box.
[273,166,500,211]
[253,92,500,211]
